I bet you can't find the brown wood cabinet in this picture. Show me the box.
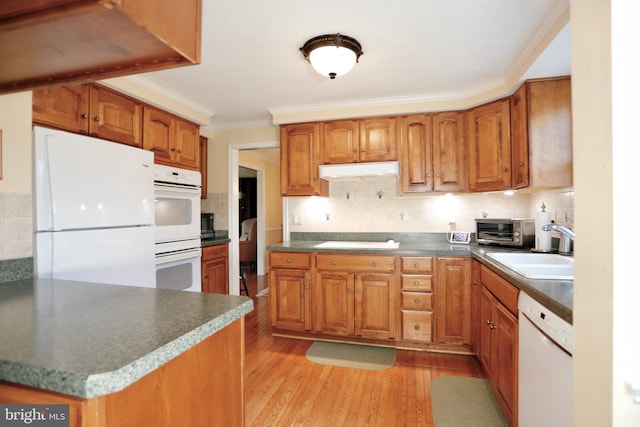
[201,244,229,294]
[200,136,208,198]
[476,264,519,426]
[399,112,466,194]
[0,0,201,93]
[0,319,245,427]
[321,117,397,164]
[510,76,573,189]
[280,123,328,196]
[315,254,397,340]
[269,252,313,332]
[143,107,200,171]
[435,257,471,346]
[400,256,434,343]
[467,99,512,192]
[33,83,142,147]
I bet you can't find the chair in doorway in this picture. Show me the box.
[239,218,257,296]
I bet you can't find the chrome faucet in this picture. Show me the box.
[542,223,575,255]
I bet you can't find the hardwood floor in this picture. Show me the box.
[242,272,486,427]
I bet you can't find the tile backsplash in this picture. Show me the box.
[285,177,574,237]
[0,192,33,260]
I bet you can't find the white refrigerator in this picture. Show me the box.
[33,126,156,288]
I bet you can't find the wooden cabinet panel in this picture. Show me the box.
[400,275,433,291]
[0,0,201,93]
[355,273,397,339]
[467,99,511,191]
[89,85,142,147]
[401,310,433,342]
[511,77,573,189]
[316,253,395,272]
[358,117,397,162]
[433,112,466,192]
[33,83,142,147]
[314,271,354,335]
[144,107,200,170]
[401,291,433,310]
[470,260,482,354]
[32,84,89,133]
[475,264,519,426]
[270,268,312,332]
[399,114,433,193]
[480,266,519,316]
[280,123,328,196]
[400,256,433,273]
[321,119,359,164]
[270,252,312,269]
[400,112,465,194]
[435,257,471,346]
[201,244,229,294]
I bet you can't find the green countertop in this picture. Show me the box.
[0,279,253,398]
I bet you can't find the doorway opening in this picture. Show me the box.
[228,140,279,295]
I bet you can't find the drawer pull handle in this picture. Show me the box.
[414,325,420,330]
[413,281,420,286]
[414,299,420,305]
[332,260,337,265]
[414,263,420,268]
[372,262,377,267]
[287,258,292,263]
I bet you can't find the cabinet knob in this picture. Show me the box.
[519,162,524,167]
[93,116,100,122]
[489,324,496,330]
[414,299,420,305]
[203,275,208,279]
[304,285,309,289]
[371,262,377,267]
[356,288,361,293]
[171,148,177,152]
[413,281,420,286]
[347,288,352,293]
[360,148,365,152]
[503,167,508,172]
[331,260,337,265]
[472,280,479,286]
[81,113,88,119]
[427,173,432,178]
[286,258,292,263]
[435,173,440,177]
[352,148,358,153]
[414,263,420,268]
[414,325,420,330]
[177,149,182,153]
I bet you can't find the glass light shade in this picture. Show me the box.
[308,46,357,79]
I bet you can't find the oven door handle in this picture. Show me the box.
[156,248,201,264]
[154,182,201,195]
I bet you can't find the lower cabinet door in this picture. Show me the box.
[269,269,311,331]
[314,271,355,336]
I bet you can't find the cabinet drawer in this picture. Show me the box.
[401,292,433,310]
[202,244,228,261]
[401,274,433,291]
[401,310,433,342]
[480,265,519,315]
[316,254,395,272]
[401,256,433,273]
[270,252,312,269]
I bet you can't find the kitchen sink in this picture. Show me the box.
[486,252,574,280]
[314,240,400,249]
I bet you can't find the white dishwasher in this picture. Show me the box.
[518,292,573,427]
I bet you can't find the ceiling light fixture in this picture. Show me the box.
[300,34,363,79]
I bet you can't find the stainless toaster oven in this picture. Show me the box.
[475,218,534,247]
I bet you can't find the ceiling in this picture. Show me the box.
[132,0,571,130]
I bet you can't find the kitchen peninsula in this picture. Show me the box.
[0,278,253,427]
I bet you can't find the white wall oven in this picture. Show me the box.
[154,164,202,292]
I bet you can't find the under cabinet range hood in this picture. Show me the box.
[318,161,399,181]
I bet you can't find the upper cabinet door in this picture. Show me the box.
[433,111,466,192]
[321,120,359,164]
[33,84,90,134]
[359,117,397,162]
[510,84,530,189]
[143,107,175,164]
[89,85,142,148]
[399,114,433,193]
[174,118,200,170]
[280,123,328,196]
[467,99,511,192]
